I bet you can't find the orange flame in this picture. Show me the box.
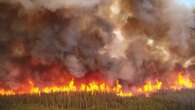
[171,73,193,90]
[0,72,194,97]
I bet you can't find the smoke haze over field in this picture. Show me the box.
[0,0,195,88]
[7,0,107,10]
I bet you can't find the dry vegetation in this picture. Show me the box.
[0,90,195,110]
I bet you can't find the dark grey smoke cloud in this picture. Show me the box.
[0,0,195,88]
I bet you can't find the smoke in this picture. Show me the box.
[132,0,195,55]
[162,0,195,56]
[9,0,107,11]
[0,0,195,88]
[106,0,195,83]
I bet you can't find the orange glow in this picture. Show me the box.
[0,72,194,97]
[171,73,193,90]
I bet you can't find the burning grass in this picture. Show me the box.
[0,72,194,97]
[0,90,195,110]
[1,1,195,110]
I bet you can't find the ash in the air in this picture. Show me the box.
[0,0,195,88]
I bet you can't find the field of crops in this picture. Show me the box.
[0,90,195,110]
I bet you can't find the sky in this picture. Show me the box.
[178,0,195,9]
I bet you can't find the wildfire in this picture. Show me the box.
[1,0,195,100]
[171,73,193,90]
[0,72,194,97]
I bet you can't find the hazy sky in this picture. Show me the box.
[178,0,195,9]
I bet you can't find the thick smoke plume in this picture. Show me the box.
[9,0,107,10]
[0,0,195,88]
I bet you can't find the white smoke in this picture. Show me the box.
[15,0,105,10]
[162,0,195,55]
[65,55,86,78]
[106,0,195,83]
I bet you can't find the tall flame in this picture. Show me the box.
[0,72,194,97]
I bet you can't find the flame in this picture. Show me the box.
[171,73,193,90]
[0,72,194,97]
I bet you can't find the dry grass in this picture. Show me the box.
[0,90,195,110]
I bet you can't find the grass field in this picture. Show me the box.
[0,90,195,110]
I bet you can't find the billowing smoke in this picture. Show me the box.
[8,0,107,10]
[162,0,195,56]
[0,0,195,88]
